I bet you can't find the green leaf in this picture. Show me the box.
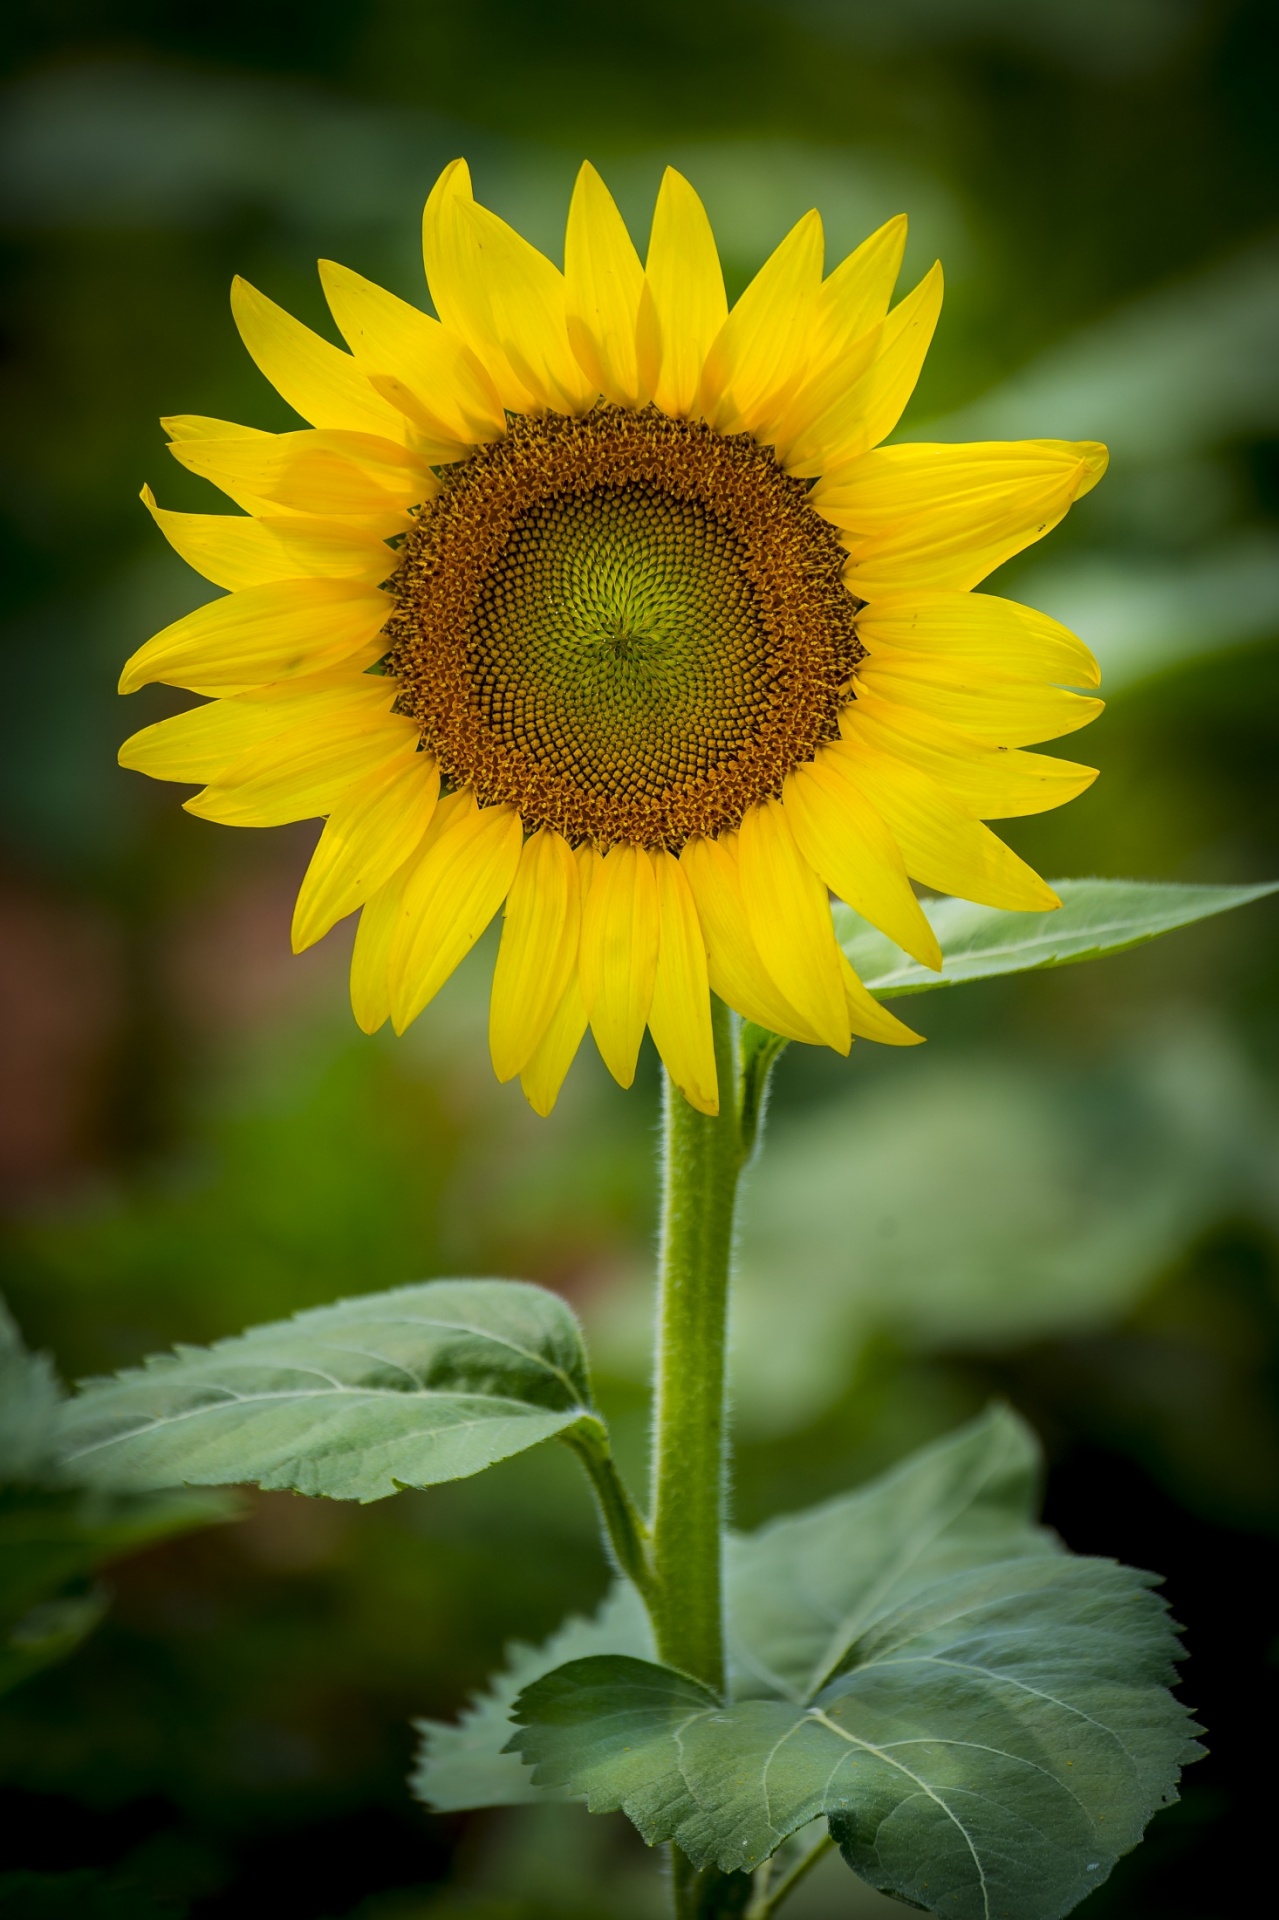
[512,1560,1197,1913]
[510,1413,1201,1918]
[725,1406,1055,1701]
[510,1653,717,1832]
[57,1280,599,1502]
[412,1580,653,1811]
[837,877,1277,999]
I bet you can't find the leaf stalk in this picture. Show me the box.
[563,1420,656,1602]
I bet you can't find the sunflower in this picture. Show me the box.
[119,161,1104,1116]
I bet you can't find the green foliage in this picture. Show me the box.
[414,1581,653,1812]
[725,1019,1278,1433]
[505,1412,1199,1918]
[56,1280,602,1502]
[0,1298,232,1696]
[838,878,1278,999]
[724,1407,1053,1701]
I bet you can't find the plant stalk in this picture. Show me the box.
[648,994,743,1700]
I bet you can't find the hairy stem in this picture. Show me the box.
[649,995,743,1696]
[564,1421,656,1601]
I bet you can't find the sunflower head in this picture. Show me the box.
[119,159,1106,1117]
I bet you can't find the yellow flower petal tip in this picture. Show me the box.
[1075,441,1109,497]
[119,160,1104,1110]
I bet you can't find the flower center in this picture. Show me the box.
[386,406,862,849]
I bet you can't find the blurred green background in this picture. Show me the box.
[1,2,1277,1914]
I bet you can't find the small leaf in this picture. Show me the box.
[413,1581,653,1811]
[511,1558,1198,1912]
[57,1280,598,1502]
[838,877,1277,999]
[725,1405,1054,1701]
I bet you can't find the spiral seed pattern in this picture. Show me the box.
[385,406,862,848]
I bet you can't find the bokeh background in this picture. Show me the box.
[2,2,1277,1915]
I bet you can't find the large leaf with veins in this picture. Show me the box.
[725,1405,1054,1702]
[57,1281,598,1502]
[511,1555,1198,1916]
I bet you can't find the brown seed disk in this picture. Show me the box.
[384,405,863,850]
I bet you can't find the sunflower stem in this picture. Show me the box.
[649,994,743,1697]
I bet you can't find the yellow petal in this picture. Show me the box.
[185,708,417,827]
[700,209,824,435]
[826,440,1109,597]
[857,589,1099,688]
[736,799,850,1053]
[783,756,942,968]
[769,214,907,460]
[119,668,393,783]
[818,439,1108,532]
[679,832,824,1045]
[843,686,1098,819]
[579,842,660,1089]
[854,653,1103,747]
[230,276,413,444]
[832,738,1060,911]
[292,751,440,951]
[489,828,582,1082]
[389,792,523,1032]
[565,161,652,407]
[350,859,415,1034]
[161,414,271,443]
[119,579,393,696]
[169,429,433,525]
[519,966,590,1118]
[839,952,923,1046]
[141,486,392,591]
[461,197,598,414]
[810,215,908,373]
[785,261,943,477]
[421,162,595,415]
[645,167,727,419]
[647,850,717,1115]
[767,318,884,467]
[421,160,518,403]
[318,258,505,445]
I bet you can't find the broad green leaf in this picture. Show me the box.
[57,1280,599,1502]
[510,1653,716,1835]
[837,877,1277,999]
[725,1406,1055,1701]
[511,1557,1198,1914]
[413,1581,652,1811]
